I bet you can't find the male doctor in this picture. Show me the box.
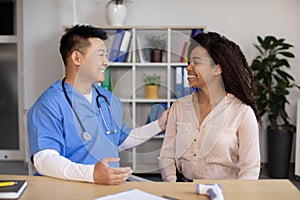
[27,24,169,185]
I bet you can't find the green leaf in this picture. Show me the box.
[276,69,294,82]
[278,51,295,58]
[254,44,264,55]
[257,36,263,46]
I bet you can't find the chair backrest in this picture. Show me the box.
[23,109,37,175]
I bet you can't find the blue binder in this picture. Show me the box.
[190,29,203,38]
[117,30,132,62]
[109,29,125,62]
[145,103,167,135]
[146,103,167,123]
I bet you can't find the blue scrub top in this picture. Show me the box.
[27,80,132,167]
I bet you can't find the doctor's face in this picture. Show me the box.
[79,38,109,83]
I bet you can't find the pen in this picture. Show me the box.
[162,195,180,200]
[0,181,18,187]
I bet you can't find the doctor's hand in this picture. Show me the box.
[93,157,132,185]
[158,108,170,131]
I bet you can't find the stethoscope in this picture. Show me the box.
[62,77,117,141]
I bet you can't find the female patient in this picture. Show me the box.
[159,32,261,181]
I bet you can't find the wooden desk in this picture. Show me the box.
[0,175,299,200]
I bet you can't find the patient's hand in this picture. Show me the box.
[158,109,170,131]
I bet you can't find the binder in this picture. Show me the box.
[101,67,112,91]
[190,29,203,38]
[145,103,167,124]
[109,29,125,62]
[117,30,132,62]
[145,103,167,135]
[182,67,193,96]
[174,66,183,98]
[136,36,145,63]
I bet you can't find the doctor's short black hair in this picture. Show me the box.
[59,24,108,65]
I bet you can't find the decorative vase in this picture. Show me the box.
[145,85,159,99]
[106,2,127,26]
[150,49,163,62]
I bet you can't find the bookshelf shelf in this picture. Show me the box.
[103,26,206,173]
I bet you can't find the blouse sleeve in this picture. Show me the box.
[158,103,178,182]
[237,106,261,179]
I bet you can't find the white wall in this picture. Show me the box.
[23,0,300,162]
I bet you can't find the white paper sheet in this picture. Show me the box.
[94,189,166,200]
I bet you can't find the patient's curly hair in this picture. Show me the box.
[188,32,261,123]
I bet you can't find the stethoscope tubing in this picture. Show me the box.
[62,77,88,134]
[61,78,117,141]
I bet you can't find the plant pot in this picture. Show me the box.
[267,127,293,178]
[150,49,163,62]
[145,85,158,99]
[106,3,127,26]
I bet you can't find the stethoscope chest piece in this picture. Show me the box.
[82,131,92,141]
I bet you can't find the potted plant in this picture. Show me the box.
[250,35,300,178]
[147,34,167,62]
[143,74,160,99]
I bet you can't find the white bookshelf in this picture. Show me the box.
[103,26,206,173]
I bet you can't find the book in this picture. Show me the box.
[109,29,125,62]
[0,180,27,199]
[117,30,132,62]
[180,41,190,63]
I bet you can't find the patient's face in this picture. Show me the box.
[186,46,216,89]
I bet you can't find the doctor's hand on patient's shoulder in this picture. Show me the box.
[158,108,170,131]
[93,157,132,185]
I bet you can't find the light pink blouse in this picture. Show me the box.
[159,93,260,181]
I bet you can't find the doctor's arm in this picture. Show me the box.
[33,149,132,185]
[118,109,169,151]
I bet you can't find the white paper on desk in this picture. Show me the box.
[94,189,166,200]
